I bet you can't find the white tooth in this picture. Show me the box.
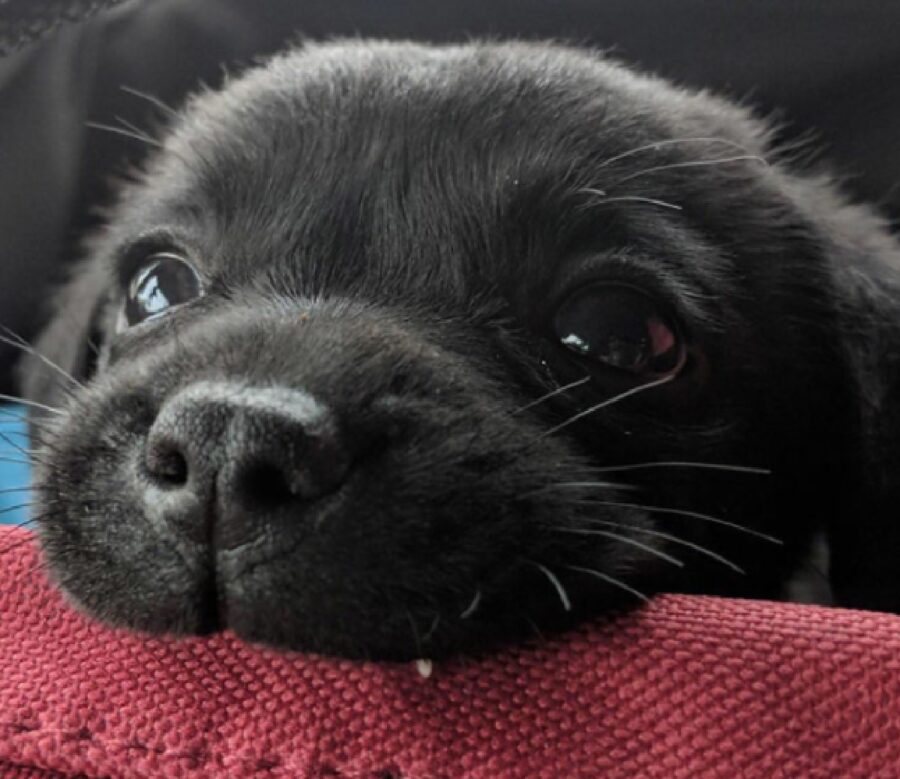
[415,659,433,679]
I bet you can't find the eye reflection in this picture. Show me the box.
[135,271,167,316]
[553,283,685,376]
[123,253,202,327]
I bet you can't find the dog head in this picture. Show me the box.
[21,41,900,659]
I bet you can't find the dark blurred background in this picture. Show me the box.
[1,0,899,394]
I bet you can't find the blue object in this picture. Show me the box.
[0,404,31,525]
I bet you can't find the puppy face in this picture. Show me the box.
[23,41,900,660]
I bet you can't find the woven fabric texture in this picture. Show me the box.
[2,524,900,778]
[0,764,74,778]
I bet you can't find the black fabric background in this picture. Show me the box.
[1,0,898,393]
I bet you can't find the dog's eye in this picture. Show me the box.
[123,254,202,327]
[553,284,685,375]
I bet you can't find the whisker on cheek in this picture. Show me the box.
[577,499,783,544]
[536,374,674,440]
[0,393,64,416]
[564,564,651,604]
[422,612,441,643]
[553,526,684,568]
[523,481,637,496]
[459,589,482,619]
[507,375,592,417]
[119,84,179,118]
[529,562,572,612]
[589,461,771,476]
[0,326,84,389]
[574,517,745,574]
[406,609,424,659]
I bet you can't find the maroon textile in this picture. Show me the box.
[2,524,900,778]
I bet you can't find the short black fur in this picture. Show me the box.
[20,40,900,660]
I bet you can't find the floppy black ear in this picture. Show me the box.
[828,264,900,612]
[799,183,900,612]
[17,256,109,424]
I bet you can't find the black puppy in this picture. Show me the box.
[20,40,900,661]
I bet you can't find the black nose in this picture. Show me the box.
[144,382,351,547]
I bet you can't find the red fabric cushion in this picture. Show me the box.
[2,525,900,778]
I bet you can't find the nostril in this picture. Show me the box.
[235,461,297,509]
[146,442,189,487]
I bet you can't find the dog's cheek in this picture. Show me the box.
[31,391,213,635]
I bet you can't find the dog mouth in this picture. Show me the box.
[195,566,223,635]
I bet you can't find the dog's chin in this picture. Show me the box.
[46,548,608,661]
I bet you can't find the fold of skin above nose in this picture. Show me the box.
[143,382,352,548]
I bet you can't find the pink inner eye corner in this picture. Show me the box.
[647,316,675,357]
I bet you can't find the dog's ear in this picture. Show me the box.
[792,177,900,612]
[18,256,108,421]
[829,248,900,612]
[672,85,900,610]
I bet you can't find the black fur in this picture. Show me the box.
[20,40,900,660]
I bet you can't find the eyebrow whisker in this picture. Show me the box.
[597,136,757,169]
[578,190,682,211]
[609,154,769,188]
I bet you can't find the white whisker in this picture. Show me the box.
[579,190,682,211]
[85,120,163,150]
[554,526,684,567]
[592,461,770,475]
[597,136,756,168]
[510,375,591,416]
[588,499,782,544]
[0,393,63,415]
[460,589,482,620]
[611,154,768,187]
[0,329,83,389]
[114,115,158,145]
[565,564,650,603]
[120,85,179,117]
[539,374,673,439]
[531,562,572,612]
[580,518,745,573]
[529,481,638,494]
